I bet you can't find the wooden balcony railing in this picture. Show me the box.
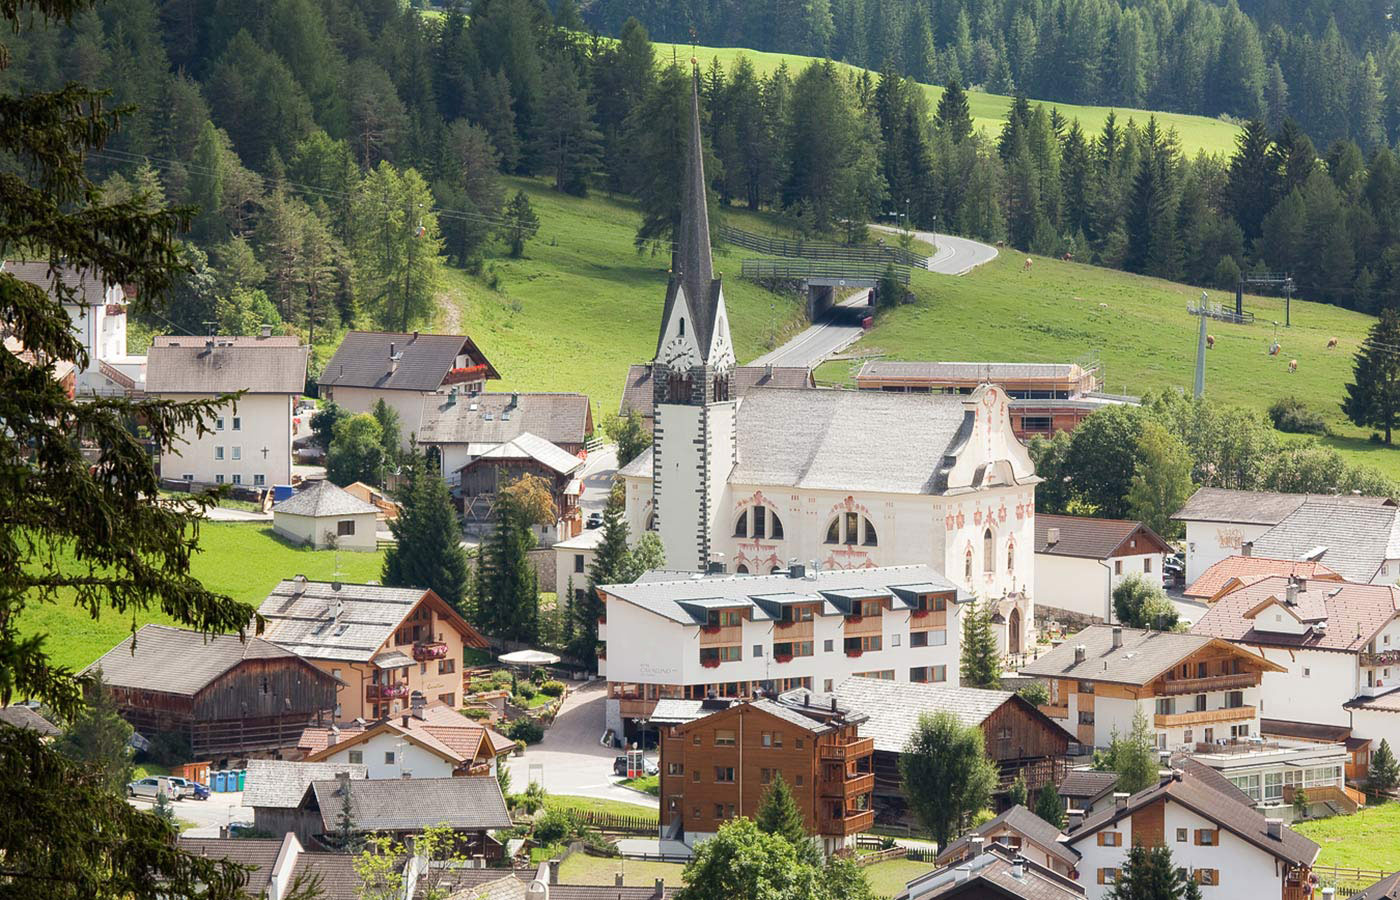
[819,808,875,836]
[413,641,449,661]
[366,683,409,701]
[1154,706,1253,728]
[821,772,875,800]
[699,624,742,646]
[843,616,883,637]
[819,737,875,761]
[1284,783,1363,814]
[1158,673,1257,696]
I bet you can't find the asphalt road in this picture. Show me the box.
[869,224,1000,275]
[747,290,871,369]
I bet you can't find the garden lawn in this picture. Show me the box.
[816,251,1400,480]
[545,794,659,817]
[557,854,685,888]
[658,42,1242,157]
[865,858,938,897]
[1293,801,1400,873]
[621,775,660,796]
[18,523,386,672]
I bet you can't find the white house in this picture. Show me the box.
[1065,760,1319,900]
[1172,488,1396,585]
[1034,515,1172,624]
[598,563,966,741]
[272,480,380,551]
[146,335,308,489]
[553,527,603,606]
[1185,736,1356,820]
[297,704,513,779]
[1190,575,1400,777]
[1248,501,1400,585]
[416,390,592,487]
[620,79,1038,656]
[4,259,146,396]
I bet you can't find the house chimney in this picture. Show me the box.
[388,342,398,375]
[548,858,560,885]
[968,836,985,857]
[332,580,342,592]
[1011,856,1025,880]
[1113,792,1130,811]
[293,574,308,595]
[1067,809,1085,829]
[764,363,773,379]
[1286,579,1299,606]
[831,697,837,711]
[1242,540,1253,558]
[788,562,806,580]
[1111,627,1123,650]
[402,714,410,728]
[1322,888,1336,900]
[412,330,419,341]
[653,878,665,898]
[1074,645,1087,665]
[806,560,818,581]
[615,874,625,887]
[1266,819,1283,840]
[259,323,272,338]
[1047,526,1061,545]
[509,392,519,410]
[953,865,972,884]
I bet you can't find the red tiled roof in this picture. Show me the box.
[1186,555,1345,600]
[1034,514,1172,560]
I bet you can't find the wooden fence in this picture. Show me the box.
[562,809,660,836]
[740,258,911,285]
[1314,865,1392,890]
[720,224,929,268]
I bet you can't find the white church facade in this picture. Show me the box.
[614,70,1041,671]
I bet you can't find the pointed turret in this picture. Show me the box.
[677,66,715,337]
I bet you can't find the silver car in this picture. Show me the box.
[126,777,176,800]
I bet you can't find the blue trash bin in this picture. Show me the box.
[213,771,226,792]
[273,484,294,503]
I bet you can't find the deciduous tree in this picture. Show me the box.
[899,710,998,848]
[327,414,385,487]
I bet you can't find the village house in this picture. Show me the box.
[1178,738,1359,820]
[1171,488,1396,584]
[241,760,368,842]
[1033,514,1172,625]
[654,692,876,855]
[317,330,500,450]
[1021,625,1285,750]
[599,563,966,741]
[619,74,1037,657]
[618,362,815,433]
[271,479,381,551]
[146,334,308,489]
[898,843,1086,900]
[1184,555,1344,603]
[553,527,603,607]
[3,259,146,397]
[416,389,592,480]
[455,432,585,540]
[935,805,1080,876]
[854,359,1128,440]
[297,701,513,778]
[176,837,288,899]
[256,578,488,722]
[1189,575,1400,779]
[1064,760,1319,900]
[828,677,1074,820]
[1057,769,1120,815]
[85,624,339,758]
[1247,501,1400,585]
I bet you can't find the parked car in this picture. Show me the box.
[166,777,209,800]
[1163,556,1186,586]
[613,755,658,777]
[126,777,177,800]
[586,512,603,529]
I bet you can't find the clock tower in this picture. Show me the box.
[650,67,736,573]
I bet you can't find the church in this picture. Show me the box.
[618,72,1041,656]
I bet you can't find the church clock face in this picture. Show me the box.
[662,334,694,372]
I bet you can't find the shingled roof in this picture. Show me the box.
[1057,769,1119,804]
[936,805,1078,869]
[462,432,583,476]
[272,479,380,518]
[1191,576,1399,654]
[84,624,326,697]
[1185,555,1344,600]
[243,760,368,809]
[0,704,60,737]
[859,361,1080,381]
[308,775,511,833]
[4,259,116,305]
[178,838,285,897]
[1353,872,1400,900]
[1172,487,1394,525]
[1248,501,1400,583]
[1035,514,1170,560]
[318,331,498,393]
[146,339,308,394]
[897,844,1085,900]
[1021,625,1284,686]
[418,391,591,447]
[619,363,814,423]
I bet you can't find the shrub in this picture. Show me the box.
[515,681,537,700]
[578,830,619,857]
[533,808,576,845]
[530,668,548,685]
[491,670,514,688]
[1017,681,1050,707]
[1269,397,1329,435]
[539,680,566,697]
[508,718,545,744]
[513,782,547,815]
[461,707,491,721]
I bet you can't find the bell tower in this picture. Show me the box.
[650,66,736,573]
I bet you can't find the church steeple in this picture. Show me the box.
[677,66,715,342]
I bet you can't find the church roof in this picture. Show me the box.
[655,69,722,360]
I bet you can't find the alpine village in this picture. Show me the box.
[18,2,1400,900]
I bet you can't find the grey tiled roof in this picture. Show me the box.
[155,334,302,347]
[178,838,284,897]
[898,844,1085,900]
[1057,769,1118,801]
[318,331,498,392]
[0,704,59,736]
[1171,487,1394,525]
[1353,871,1400,900]
[4,259,114,305]
[1020,626,1253,687]
[418,391,591,447]
[648,699,710,724]
[600,565,959,625]
[1035,514,1169,560]
[84,624,321,697]
[146,340,308,394]
[466,432,582,475]
[831,677,1073,753]
[243,759,368,809]
[310,775,511,832]
[937,805,1078,869]
[1249,501,1400,582]
[272,479,380,517]
[619,363,815,421]
[1190,576,1398,653]
[288,852,363,900]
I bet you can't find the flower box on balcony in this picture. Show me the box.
[845,649,863,658]
[412,641,450,661]
[442,364,488,385]
[774,654,794,664]
[847,615,863,624]
[700,657,721,668]
[910,609,931,620]
[701,625,722,634]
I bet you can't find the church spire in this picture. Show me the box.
[677,64,716,344]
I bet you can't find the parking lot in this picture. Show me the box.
[127,789,251,838]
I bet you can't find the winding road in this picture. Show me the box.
[870,224,1000,275]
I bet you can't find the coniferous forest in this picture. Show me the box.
[9,0,1400,365]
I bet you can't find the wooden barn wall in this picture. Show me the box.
[193,658,337,720]
[980,702,1070,762]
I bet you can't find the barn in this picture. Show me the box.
[86,624,339,759]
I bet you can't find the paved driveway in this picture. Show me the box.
[506,681,656,809]
[129,790,251,838]
[748,290,871,369]
[578,446,618,516]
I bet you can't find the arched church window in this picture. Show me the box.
[734,511,748,538]
[983,528,995,573]
[668,371,691,403]
[770,512,784,540]
[863,520,877,547]
[736,564,749,575]
[824,513,877,546]
[713,372,730,401]
[825,518,841,544]
[678,317,685,335]
[965,547,974,581]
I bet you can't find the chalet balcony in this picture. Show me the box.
[773,619,814,639]
[1154,705,1254,729]
[819,737,875,761]
[1360,650,1400,668]
[1158,673,1257,696]
[818,808,875,837]
[821,771,875,800]
[366,683,409,701]
[412,641,450,661]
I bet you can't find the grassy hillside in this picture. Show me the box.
[814,252,1396,477]
[21,525,385,672]
[659,41,1243,157]
[434,177,805,417]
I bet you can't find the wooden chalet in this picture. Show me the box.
[85,624,338,758]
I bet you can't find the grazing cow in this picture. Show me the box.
[1328,337,1339,349]
[1206,335,1215,349]
[996,240,1006,248]
[1269,341,1281,356]
[1061,252,1074,261]
[1289,359,1298,374]
[1024,258,1033,271]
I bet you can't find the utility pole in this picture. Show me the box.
[1194,292,1207,399]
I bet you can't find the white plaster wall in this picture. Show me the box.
[1072,813,1134,900]
[1251,647,1356,728]
[1092,696,1143,748]
[273,511,377,551]
[654,403,706,572]
[159,391,293,486]
[1183,521,1274,584]
[1035,554,1111,620]
[322,385,430,451]
[555,546,595,602]
[317,731,455,780]
[1350,709,1400,751]
[1370,561,1400,585]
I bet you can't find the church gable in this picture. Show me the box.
[943,385,1038,492]
[705,288,735,370]
[655,281,702,374]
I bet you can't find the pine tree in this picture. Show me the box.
[1034,781,1065,829]
[501,190,540,258]
[574,497,629,663]
[1343,309,1400,444]
[959,597,1001,688]
[936,77,973,143]
[530,54,602,195]
[1007,773,1028,808]
[55,670,134,795]
[755,774,820,864]
[152,789,177,830]
[1108,843,1189,900]
[478,477,550,642]
[1370,738,1400,795]
[382,449,470,613]
[1225,119,1278,248]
